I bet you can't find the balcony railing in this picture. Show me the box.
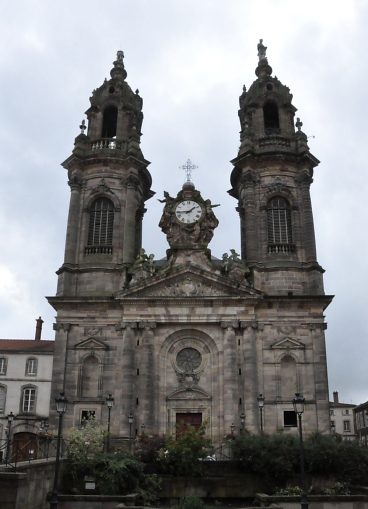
[268,243,296,254]
[85,245,113,255]
[90,138,126,152]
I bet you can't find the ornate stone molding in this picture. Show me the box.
[221,320,239,330]
[138,321,157,330]
[53,322,71,332]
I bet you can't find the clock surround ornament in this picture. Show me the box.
[159,182,219,250]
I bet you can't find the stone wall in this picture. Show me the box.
[0,459,57,509]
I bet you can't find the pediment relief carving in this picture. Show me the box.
[74,337,108,350]
[167,386,211,401]
[118,269,259,298]
[271,337,305,350]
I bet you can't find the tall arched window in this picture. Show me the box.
[263,101,280,133]
[102,105,118,138]
[21,385,37,414]
[81,355,99,398]
[86,197,114,255]
[267,196,294,253]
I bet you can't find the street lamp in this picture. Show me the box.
[5,412,14,464]
[105,393,114,453]
[240,412,245,433]
[230,423,235,437]
[293,393,308,509]
[49,392,67,509]
[330,422,336,434]
[128,412,134,452]
[257,393,265,432]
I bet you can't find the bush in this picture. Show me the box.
[232,432,299,488]
[178,496,207,509]
[135,434,166,464]
[158,424,213,476]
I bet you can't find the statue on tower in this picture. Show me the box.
[257,39,267,61]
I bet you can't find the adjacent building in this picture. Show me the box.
[49,42,332,443]
[0,318,54,461]
[354,400,368,445]
[329,391,356,440]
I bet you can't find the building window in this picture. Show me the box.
[86,198,114,255]
[25,358,38,376]
[81,410,96,426]
[267,196,294,253]
[21,386,36,414]
[343,420,351,432]
[330,409,334,416]
[284,410,297,427]
[0,385,6,413]
[330,420,335,429]
[0,357,7,375]
[263,101,280,133]
[102,105,118,138]
[343,409,350,415]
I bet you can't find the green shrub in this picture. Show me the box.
[178,496,207,509]
[232,432,299,487]
[158,424,213,476]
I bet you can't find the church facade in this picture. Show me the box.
[48,43,332,443]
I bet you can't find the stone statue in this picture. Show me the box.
[257,39,267,61]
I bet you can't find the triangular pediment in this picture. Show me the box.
[167,386,211,401]
[74,337,108,350]
[271,337,305,350]
[117,265,261,299]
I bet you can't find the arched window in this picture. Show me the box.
[81,355,99,398]
[86,198,114,255]
[25,357,38,376]
[21,385,37,414]
[263,101,280,133]
[102,106,118,138]
[0,385,6,413]
[267,196,294,253]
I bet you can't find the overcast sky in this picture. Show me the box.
[0,0,367,404]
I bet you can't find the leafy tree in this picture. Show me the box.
[178,496,207,509]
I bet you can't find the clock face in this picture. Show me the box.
[175,200,202,224]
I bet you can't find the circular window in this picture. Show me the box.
[266,83,273,91]
[109,86,115,93]
[176,347,202,372]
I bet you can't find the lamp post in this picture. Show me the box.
[257,393,265,432]
[5,412,14,464]
[330,422,336,434]
[293,393,308,509]
[240,412,245,434]
[105,394,114,453]
[230,423,235,437]
[128,412,134,452]
[49,392,67,509]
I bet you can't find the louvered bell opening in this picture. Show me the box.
[85,198,114,255]
[267,197,295,253]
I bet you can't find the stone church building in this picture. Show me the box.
[49,42,332,443]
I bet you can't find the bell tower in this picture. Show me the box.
[229,40,324,295]
[57,51,154,297]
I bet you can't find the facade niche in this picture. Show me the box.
[81,355,99,398]
[102,105,118,138]
[280,355,297,401]
[263,101,280,133]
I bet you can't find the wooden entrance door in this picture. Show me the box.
[12,432,38,462]
[176,412,202,436]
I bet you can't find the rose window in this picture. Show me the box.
[176,347,202,372]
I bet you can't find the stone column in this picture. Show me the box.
[63,176,82,265]
[123,175,141,264]
[221,321,238,435]
[312,324,330,432]
[120,322,137,435]
[238,170,259,263]
[138,321,156,434]
[241,321,259,432]
[297,173,317,263]
[50,322,71,428]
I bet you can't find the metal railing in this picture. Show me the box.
[0,437,66,471]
